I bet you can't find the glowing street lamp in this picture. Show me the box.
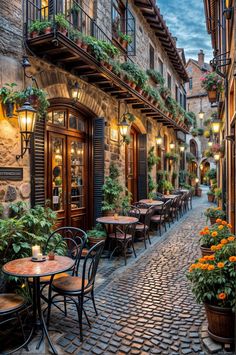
[156,135,163,146]
[211,117,221,134]
[169,141,175,150]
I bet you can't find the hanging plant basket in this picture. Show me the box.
[207,90,218,103]
[204,303,235,343]
[3,101,15,118]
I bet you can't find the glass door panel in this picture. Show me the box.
[70,140,85,210]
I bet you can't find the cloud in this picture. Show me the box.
[156,0,213,63]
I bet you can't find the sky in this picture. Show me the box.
[157,0,213,63]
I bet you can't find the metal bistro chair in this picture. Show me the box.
[47,241,105,342]
[151,200,172,235]
[0,293,29,354]
[134,206,155,248]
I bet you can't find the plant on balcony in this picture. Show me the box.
[159,86,171,100]
[165,152,179,162]
[85,37,109,63]
[54,13,69,36]
[190,128,198,137]
[102,163,124,215]
[146,69,165,86]
[121,62,148,92]
[40,20,52,34]
[186,111,197,127]
[28,20,44,38]
[200,72,223,103]
[16,86,49,119]
[0,82,18,117]
[165,96,178,119]
[98,41,120,59]
[117,30,132,49]
[69,29,83,46]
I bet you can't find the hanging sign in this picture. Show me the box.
[0,167,23,181]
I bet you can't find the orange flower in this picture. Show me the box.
[222,221,227,226]
[210,245,216,251]
[216,218,222,223]
[228,236,235,242]
[208,255,215,260]
[204,227,209,232]
[215,244,223,250]
[218,225,224,231]
[212,231,218,237]
[227,224,232,229]
[218,293,227,300]
[217,262,225,268]
[201,264,209,270]
[220,239,228,245]
[229,256,236,262]
[199,258,206,263]
[208,265,215,271]
[216,207,221,210]
[199,230,205,235]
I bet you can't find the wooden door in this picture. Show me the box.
[126,128,138,202]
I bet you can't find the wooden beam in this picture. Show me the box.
[134,1,153,9]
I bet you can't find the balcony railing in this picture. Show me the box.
[24,0,134,55]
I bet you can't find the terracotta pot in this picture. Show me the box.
[204,303,235,343]
[120,39,128,49]
[135,86,143,95]
[210,216,217,225]
[208,194,215,203]
[43,27,52,35]
[207,90,218,103]
[88,236,106,248]
[130,82,136,89]
[31,31,39,38]
[76,38,83,47]
[58,28,67,36]
[81,42,88,51]
[200,245,215,257]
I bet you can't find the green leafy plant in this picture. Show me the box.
[146,69,165,86]
[87,223,106,239]
[121,62,148,88]
[55,13,69,31]
[205,168,216,180]
[117,31,132,44]
[214,188,222,200]
[198,221,232,248]
[69,3,81,14]
[102,163,124,212]
[186,111,197,127]
[191,128,198,137]
[29,20,44,34]
[207,190,215,196]
[162,180,173,193]
[16,86,49,119]
[197,128,204,136]
[204,207,226,221]
[0,83,18,104]
[165,152,179,162]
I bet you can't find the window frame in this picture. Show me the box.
[149,44,155,70]
[167,73,172,91]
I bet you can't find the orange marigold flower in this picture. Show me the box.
[222,221,227,226]
[227,224,232,229]
[218,225,224,230]
[229,256,236,262]
[216,218,222,223]
[217,262,225,268]
[201,264,209,270]
[199,258,206,263]
[218,293,227,300]
[211,245,217,251]
[228,236,235,242]
[220,239,228,245]
[212,231,218,237]
[208,265,215,271]
[216,244,223,250]
[216,207,221,210]
[208,255,215,260]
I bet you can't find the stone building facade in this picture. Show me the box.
[0,0,189,228]
[185,50,216,181]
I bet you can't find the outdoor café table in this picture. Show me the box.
[2,255,75,355]
[179,189,189,193]
[96,216,138,226]
[163,194,178,199]
[139,199,164,207]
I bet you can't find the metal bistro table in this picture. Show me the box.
[139,199,164,207]
[96,215,138,226]
[2,256,75,355]
[163,194,178,199]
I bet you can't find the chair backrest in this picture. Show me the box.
[44,227,87,275]
[127,206,141,220]
[144,206,155,227]
[81,240,105,293]
[132,202,149,209]
[153,192,164,200]
[163,199,172,215]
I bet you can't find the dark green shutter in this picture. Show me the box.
[93,117,105,225]
[31,117,45,207]
[137,133,147,200]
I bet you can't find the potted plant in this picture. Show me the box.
[28,20,43,38]
[16,86,49,119]
[214,187,222,202]
[102,163,124,216]
[120,62,148,93]
[207,190,215,203]
[201,72,223,103]
[87,224,106,247]
[146,69,165,86]
[204,207,226,225]
[187,237,236,343]
[160,86,171,100]
[117,31,132,49]
[40,20,52,34]
[165,152,179,162]
[54,13,69,36]
[0,82,18,117]
[162,180,173,195]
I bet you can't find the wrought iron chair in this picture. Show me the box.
[151,200,172,235]
[0,293,29,354]
[134,206,155,248]
[47,240,105,341]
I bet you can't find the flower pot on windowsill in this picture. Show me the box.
[204,303,235,344]
[135,85,143,95]
[200,245,215,257]
[43,27,52,35]
[30,31,39,38]
[58,28,68,36]
[207,90,218,103]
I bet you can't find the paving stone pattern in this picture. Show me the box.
[47,196,215,355]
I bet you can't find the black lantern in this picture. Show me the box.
[16,101,37,159]
[118,117,130,138]
[70,81,80,101]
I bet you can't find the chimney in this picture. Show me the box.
[198,49,205,66]
[172,36,177,45]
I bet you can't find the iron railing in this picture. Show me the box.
[24,0,135,55]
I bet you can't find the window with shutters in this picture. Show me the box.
[158,58,164,76]
[167,73,172,91]
[149,44,155,69]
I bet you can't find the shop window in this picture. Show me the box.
[149,44,155,70]
[158,58,164,76]
[47,109,85,132]
[112,0,125,36]
[167,73,172,91]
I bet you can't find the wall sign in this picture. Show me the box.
[0,167,23,181]
[176,130,186,142]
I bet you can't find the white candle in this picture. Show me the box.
[37,253,43,261]
[32,245,40,258]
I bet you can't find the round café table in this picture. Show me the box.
[163,194,178,199]
[2,256,75,355]
[139,199,164,207]
[96,216,138,225]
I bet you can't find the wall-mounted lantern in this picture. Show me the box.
[198,98,204,121]
[169,141,175,150]
[69,81,80,101]
[16,101,37,160]
[214,153,221,161]
[179,143,185,152]
[118,117,130,138]
[211,117,221,134]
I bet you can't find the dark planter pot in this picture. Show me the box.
[204,303,235,343]
[4,101,14,117]
[88,236,106,248]
[210,216,217,225]
[200,245,214,257]
[207,90,218,103]
[208,194,215,203]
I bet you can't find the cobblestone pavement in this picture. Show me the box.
[19,192,234,355]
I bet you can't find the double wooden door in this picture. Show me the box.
[125,127,138,202]
[47,131,87,229]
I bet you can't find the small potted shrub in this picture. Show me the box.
[204,207,226,225]
[207,190,215,203]
[28,20,42,38]
[87,224,107,247]
[146,69,165,86]
[200,72,223,103]
[117,31,132,49]
[214,187,222,202]
[0,82,18,117]
[163,180,173,195]
[40,20,52,34]
[55,13,69,36]
[187,237,236,343]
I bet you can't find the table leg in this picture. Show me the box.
[32,277,58,355]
